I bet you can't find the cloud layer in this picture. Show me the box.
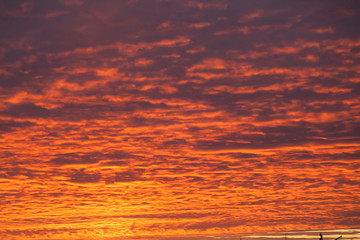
[0,0,359,239]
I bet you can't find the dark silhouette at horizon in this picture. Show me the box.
[320,233,342,240]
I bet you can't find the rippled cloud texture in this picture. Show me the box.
[1,0,360,239]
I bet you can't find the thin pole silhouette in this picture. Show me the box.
[320,233,342,240]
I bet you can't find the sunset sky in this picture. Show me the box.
[1,0,360,239]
